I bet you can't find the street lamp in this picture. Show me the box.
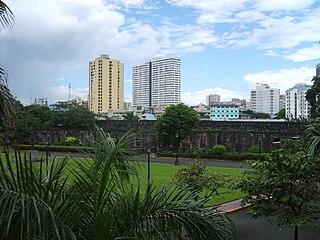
[146,145,151,183]
[45,135,50,173]
[175,133,179,165]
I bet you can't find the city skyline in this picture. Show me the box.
[1,0,320,106]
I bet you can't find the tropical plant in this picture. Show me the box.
[0,128,236,240]
[306,117,320,159]
[174,159,229,200]
[123,111,139,120]
[238,150,320,240]
[0,1,16,129]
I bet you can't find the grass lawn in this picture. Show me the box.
[133,162,244,206]
[1,152,245,206]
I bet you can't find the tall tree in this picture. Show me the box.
[156,103,200,148]
[238,150,320,240]
[306,76,320,118]
[0,1,16,129]
[0,129,236,240]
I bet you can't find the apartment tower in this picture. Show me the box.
[316,63,320,77]
[250,84,280,115]
[132,58,181,107]
[206,94,220,106]
[89,54,124,114]
[285,83,311,119]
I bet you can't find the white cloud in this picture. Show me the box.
[182,88,247,106]
[46,86,89,103]
[244,67,315,93]
[283,45,320,62]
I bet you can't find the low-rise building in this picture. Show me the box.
[210,105,239,121]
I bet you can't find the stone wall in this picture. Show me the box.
[33,120,305,152]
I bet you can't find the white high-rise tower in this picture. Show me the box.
[132,58,181,107]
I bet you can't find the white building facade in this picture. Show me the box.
[285,83,311,120]
[250,84,280,115]
[132,58,181,107]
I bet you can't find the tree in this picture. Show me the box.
[123,111,139,120]
[0,129,236,240]
[0,1,16,129]
[276,108,286,119]
[306,76,320,118]
[174,159,229,200]
[156,103,200,148]
[306,117,320,159]
[238,150,320,240]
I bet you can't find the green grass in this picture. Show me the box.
[134,162,244,206]
[1,153,245,206]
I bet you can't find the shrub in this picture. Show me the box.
[65,136,78,145]
[212,145,226,155]
[246,145,261,153]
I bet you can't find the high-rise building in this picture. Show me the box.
[89,54,124,114]
[250,84,280,115]
[279,94,286,110]
[206,94,220,106]
[132,58,181,107]
[316,63,320,77]
[285,83,311,119]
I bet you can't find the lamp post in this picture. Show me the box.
[146,145,151,183]
[31,131,34,151]
[175,133,179,165]
[6,138,10,154]
[45,135,50,173]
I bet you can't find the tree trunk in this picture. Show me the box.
[294,225,298,240]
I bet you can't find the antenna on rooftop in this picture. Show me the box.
[68,82,71,101]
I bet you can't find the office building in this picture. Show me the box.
[285,83,311,119]
[132,58,181,107]
[279,94,285,110]
[206,94,220,106]
[89,54,124,114]
[316,63,320,77]
[250,84,280,115]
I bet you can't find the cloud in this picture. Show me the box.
[45,86,89,103]
[182,88,247,106]
[124,79,132,83]
[244,67,315,93]
[283,45,320,62]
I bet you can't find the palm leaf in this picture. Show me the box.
[0,0,14,29]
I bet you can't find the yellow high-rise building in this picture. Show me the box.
[89,54,124,114]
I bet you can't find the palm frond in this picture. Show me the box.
[306,118,320,159]
[0,0,14,29]
[0,150,76,239]
[0,67,17,128]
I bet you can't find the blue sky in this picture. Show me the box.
[1,0,320,105]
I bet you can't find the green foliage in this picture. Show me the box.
[65,136,78,145]
[157,149,269,161]
[246,145,261,153]
[280,138,303,154]
[212,145,226,155]
[123,111,139,120]
[238,150,320,239]
[0,129,236,240]
[306,76,320,118]
[174,160,229,199]
[276,108,286,119]
[156,103,200,147]
[306,117,320,159]
[240,110,271,119]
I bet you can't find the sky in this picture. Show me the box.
[1,0,320,106]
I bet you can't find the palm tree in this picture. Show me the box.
[0,129,236,239]
[306,118,320,159]
[123,111,139,121]
[0,1,16,129]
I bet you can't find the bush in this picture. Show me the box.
[212,145,226,155]
[65,136,78,145]
[246,145,261,153]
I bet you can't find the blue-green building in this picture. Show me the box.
[210,105,239,121]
